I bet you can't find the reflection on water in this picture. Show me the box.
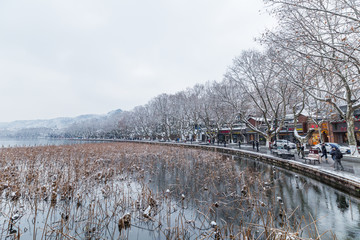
[235,157,360,239]
[0,137,98,147]
[146,154,360,239]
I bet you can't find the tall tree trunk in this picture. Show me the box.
[265,136,271,148]
[346,108,359,156]
[230,125,234,143]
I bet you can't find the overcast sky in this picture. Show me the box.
[0,0,276,122]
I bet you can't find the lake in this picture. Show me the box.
[0,137,101,148]
[0,142,359,239]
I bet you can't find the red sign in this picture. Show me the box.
[220,130,230,134]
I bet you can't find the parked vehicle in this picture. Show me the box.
[314,142,351,154]
[273,140,296,149]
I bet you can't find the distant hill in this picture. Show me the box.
[0,109,123,138]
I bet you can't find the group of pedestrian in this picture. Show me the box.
[297,142,344,171]
[320,143,344,171]
[247,139,345,171]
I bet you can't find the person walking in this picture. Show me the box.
[252,140,255,149]
[321,143,329,163]
[296,143,301,157]
[329,146,336,167]
[300,145,305,159]
[330,147,344,171]
[256,140,259,152]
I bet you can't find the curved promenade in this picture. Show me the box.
[123,140,360,198]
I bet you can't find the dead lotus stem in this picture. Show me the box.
[0,143,340,239]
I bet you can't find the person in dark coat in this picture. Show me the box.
[252,140,255,149]
[330,147,336,161]
[256,140,259,152]
[330,147,344,171]
[300,145,305,159]
[296,143,301,157]
[321,143,328,163]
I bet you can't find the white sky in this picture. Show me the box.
[0,0,276,122]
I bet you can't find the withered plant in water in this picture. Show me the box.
[0,143,336,239]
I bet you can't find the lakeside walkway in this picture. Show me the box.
[224,142,360,177]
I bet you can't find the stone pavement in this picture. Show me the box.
[221,142,360,177]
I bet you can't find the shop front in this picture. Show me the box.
[307,122,331,145]
[218,129,246,143]
[276,124,304,143]
[243,127,267,144]
[232,130,245,143]
[218,130,230,143]
[331,121,360,145]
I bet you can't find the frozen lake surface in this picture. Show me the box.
[0,142,359,239]
[0,137,99,147]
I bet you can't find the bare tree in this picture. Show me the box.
[226,49,288,147]
[117,111,135,139]
[263,0,360,155]
[166,91,194,141]
[194,81,226,143]
[150,94,173,140]
[272,52,321,146]
[185,85,204,141]
[132,105,158,140]
[212,78,249,143]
